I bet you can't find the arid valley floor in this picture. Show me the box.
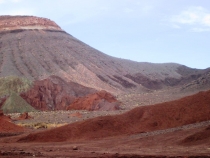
[0,89,210,158]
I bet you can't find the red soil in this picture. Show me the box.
[0,110,24,133]
[19,90,210,142]
[0,110,11,122]
[180,125,210,146]
[16,112,33,120]
[67,90,121,111]
[70,112,83,118]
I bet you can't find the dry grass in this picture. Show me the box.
[17,122,67,129]
[1,91,37,113]
[0,76,32,97]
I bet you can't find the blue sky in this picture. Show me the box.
[0,0,210,69]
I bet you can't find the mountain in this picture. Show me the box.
[0,15,210,100]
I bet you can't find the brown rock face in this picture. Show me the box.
[0,16,62,32]
[67,90,121,111]
[21,76,96,111]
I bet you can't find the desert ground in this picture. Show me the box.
[0,120,210,157]
[0,89,210,158]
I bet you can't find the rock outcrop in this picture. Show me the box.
[67,90,121,111]
[0,16,62,32]
[17,112,33,120]
[21,76,96,111]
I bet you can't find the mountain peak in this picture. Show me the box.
[0,15,62,32]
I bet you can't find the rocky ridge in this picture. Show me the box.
[0,16,62,32]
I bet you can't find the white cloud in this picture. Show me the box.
[46,0,155,24]
[202,15,210,26]
[190,27,210,32]
[0,0,22,3]
[11,0,22,3]
[0,0,156,25]
[122,1,154,16]
[124,8,134,13]
[46,0,114,24]
[141,5,154,14]
[170,6,210,32]
[9,9,34,15]
[0,8,34,16]
[171,24,181,29]
[171,7,205,25]
[0,0,6,4]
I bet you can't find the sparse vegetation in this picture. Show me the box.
[1,91,37,113]
[0,76,32,97]
[17,122,67,129]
